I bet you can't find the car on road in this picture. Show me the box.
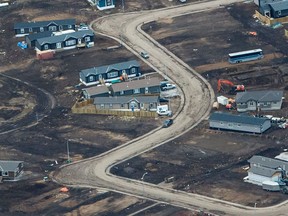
[162,83,176,91]
[159,97,169,103]
[162,119,173,128]
[140,51,149,59]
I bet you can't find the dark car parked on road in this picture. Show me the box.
[163,119,173,128]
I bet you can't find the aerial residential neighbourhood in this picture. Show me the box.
[2,0,288,215]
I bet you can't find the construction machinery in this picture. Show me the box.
[217,79,245,94]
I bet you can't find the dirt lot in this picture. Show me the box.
[2,0,288,215]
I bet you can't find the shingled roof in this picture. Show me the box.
[14,19,75,29]
[0,160,23,172]
[236,90,283,103]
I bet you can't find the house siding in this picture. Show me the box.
[209,119,271,133]
[237,100,282,112]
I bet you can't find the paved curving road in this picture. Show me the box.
[53,1,288,215]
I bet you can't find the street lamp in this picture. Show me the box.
[140,172,148,200]
[66,140,71,163]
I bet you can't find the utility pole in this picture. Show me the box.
[119,0,125,46]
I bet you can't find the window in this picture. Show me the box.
[109,103,113,108]
[68,25,72,29]
[140,103,144,108]
[40,27,44,32]
[107,71,118,78]
[44,44,49,50]
[121,104,124,108]
[65,39,76,46]
[122,69,126,74]
[134,88,140,94]
[238,124,241,127]
[249,101,254,105]
[59,25,63,31]
[273,102,277,104]
[131,68,136,74]
[220,122,223,125]
[85,37,91,42]
[48,25,57,31]
[3,171,8,176]
[89,76,94,82]
[145,87,149,94]
[98,74,102,80]
[100,104,104,109]
[278,11,281,16]
[120,91,124,95]
[20,28,24,33]
[29,28,33,33]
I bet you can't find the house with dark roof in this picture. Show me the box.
[14,19,76,37]
[91,0,115,10]
[94,96,159,111]
[82,77,161,99]
[235,90,283,112]
[35,30,94,51]
[0,160,24,181]
[209,112,271,133]
[245,155,288,186]
[25,31,53,47]
[79,60,141,86]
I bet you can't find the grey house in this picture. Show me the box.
[0,160,24,181]
[94,96,159,111]
[79,60,141,86]
[245,155,288,186]
[236,90,283,112]
[209,112,271,134]
[35,30,94,51]
[82,85,110,99]
[25,31,53,47]
[82,77,161,99]
[14,19,76,36]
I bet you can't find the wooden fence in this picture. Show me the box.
[255,10,288,26]
[71,100,157,118]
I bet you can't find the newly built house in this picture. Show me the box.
[35,30,94,51]
[235,90,283,112]
[0,160,24,181]
[209,112,271,133]
[14,19,76,37]
[245,155,288,187]
[94,96,159,111]
[258,0,288,18]
[79,60,141,86]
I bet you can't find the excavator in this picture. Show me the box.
[217,79,245,94]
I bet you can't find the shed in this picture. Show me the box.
[209,112,271,133]
[0,160,24,181]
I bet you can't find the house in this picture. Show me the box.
[82,85,111,99]
[235,90,283,112]
[209,112,271,134]
[257,0,288,18]
[94,96,159,111]
[79,60,141,86]
[0,160,24,181]
[245,155,288,186]
[25,31,53,47]
[89,0,115,10]
[82,77,161,99]
[14,19,76,37]
[35,30,94,51]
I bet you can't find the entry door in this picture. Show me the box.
[78,38,82,44]
[56,42,62,49]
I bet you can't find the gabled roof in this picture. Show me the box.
[25,31,54,41]
[269,1,288,11]
[112,77,161,92]
[80,60,140,77]
[248,165,280,177]
[36,30,94,45]
[209,112,269,126]
[94,96,159,105]
[83,85,110,96]
[248,155,288,171]
[14,19,76,29]
[0,160,23,172]
[235,90,283,103]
